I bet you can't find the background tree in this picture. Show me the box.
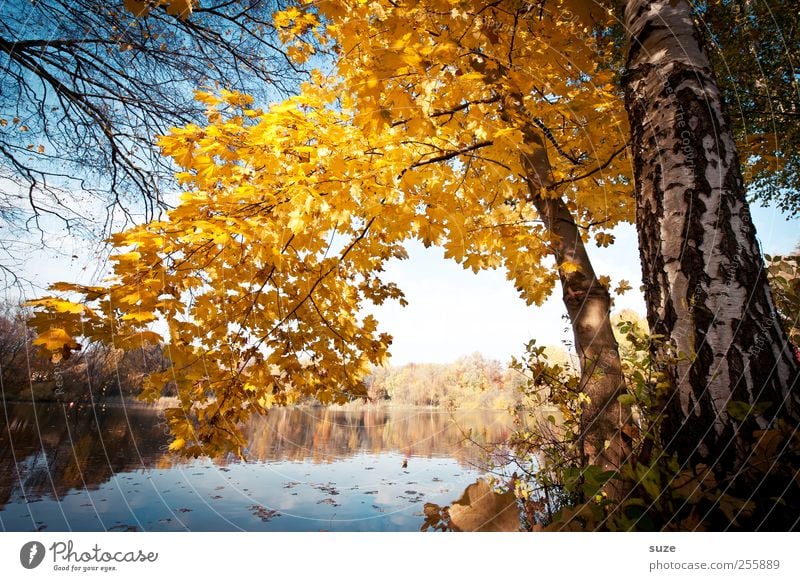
[622,0,799,474]
[766,245,800,348]
[365,354,515,409]
[0,303,171,400]
[699,0,800,217]
[0,305,33,394]
[600,0,800,217]
[0,0,300,283]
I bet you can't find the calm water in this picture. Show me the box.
[0,402,512,531]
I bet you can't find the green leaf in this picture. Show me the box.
[582,465,617,497]
[726,400,764,422]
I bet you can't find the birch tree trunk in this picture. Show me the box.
[621,0,800,472]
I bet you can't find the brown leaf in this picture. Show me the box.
[448,479,519,532]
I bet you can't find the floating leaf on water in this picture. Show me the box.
[250,505,281,521]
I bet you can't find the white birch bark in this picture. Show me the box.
[622,0,799,470]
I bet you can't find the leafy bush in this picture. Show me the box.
[499,315,799,531]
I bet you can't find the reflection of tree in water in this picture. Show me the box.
[242,407,513,466]
[0,404,512,511]
[0,403,168,510]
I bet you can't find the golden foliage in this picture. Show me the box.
[28,1,633,456]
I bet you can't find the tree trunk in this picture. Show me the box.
[468,54,634,496]
[520,122,633,490]
[621,0,800,472]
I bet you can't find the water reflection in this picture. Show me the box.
[0,402,167,510]
[243,407,511,464]
[0,402,512,531]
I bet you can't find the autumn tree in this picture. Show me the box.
[699,0,800,217]
[365,354,514,409]
[621,0,800,473]
[27,1,639,476]
[0,0,301,282]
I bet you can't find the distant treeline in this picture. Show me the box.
[365,353,530,409]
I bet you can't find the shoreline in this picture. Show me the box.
[1,396,511,413]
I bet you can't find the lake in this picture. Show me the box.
[0,402,513,531]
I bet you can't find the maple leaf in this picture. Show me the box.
[615,280,633,295]
[32,328,80,352]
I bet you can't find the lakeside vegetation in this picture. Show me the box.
[0,305,171,401]
[365,354,520,409]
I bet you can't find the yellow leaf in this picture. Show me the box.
[112,251,142,266]
[258,394,275,408]
[448,479,520,532]
[594,232,615,247]
[26,298,85,314]
[560,261,580,274]
[164,0,194,19]
[121,311,157,323]
[615,280,632,295]
[122,0,150,16]
[32,328,80,352]
[168,437,186,451]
